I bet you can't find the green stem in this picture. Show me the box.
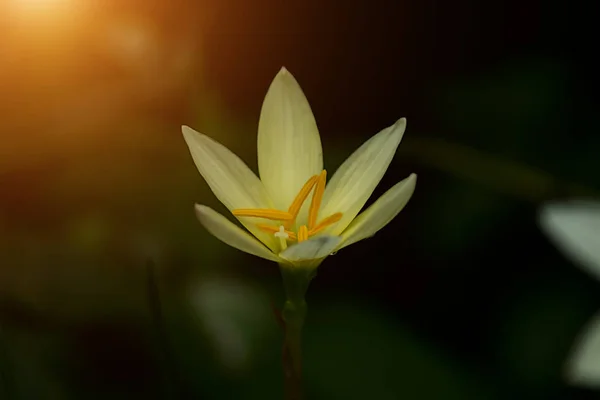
[279,264,314,400]
[282,299,306,400]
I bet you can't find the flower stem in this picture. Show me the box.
[278,264,315,400]
[282,299,306,400]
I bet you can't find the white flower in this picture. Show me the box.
[182,67,416,268]
[539,201,600,280]
[539,200,600,388]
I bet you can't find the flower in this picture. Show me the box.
[182,67,416,268]
[539,200,600,388]
[539,201,600,281]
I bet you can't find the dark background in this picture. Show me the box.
[0,0,598,398]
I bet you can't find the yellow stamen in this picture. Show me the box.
[232,209,293,221]
[308,170,327,230]
[257,224,297,241]
[285,175,318,228]
[297,225,308,242]
[308,212,343,236]
[232,170,342,245]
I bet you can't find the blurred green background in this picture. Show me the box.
[0,0,597,399]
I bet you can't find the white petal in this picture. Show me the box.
[195,205,280,262]
[339,174,416,249]
[257,67,323,211]
[565,310,600,388]
[538,201,600,280]
[320,118,407,235]
[182,126,273,211]
[279,235,342,263]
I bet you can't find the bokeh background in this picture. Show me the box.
[0,0,597,399]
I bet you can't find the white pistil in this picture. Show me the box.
[274,225,289,250]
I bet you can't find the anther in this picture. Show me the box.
[308,212,343,235]
[232,209,293,221]
[297,225,309,242]
[308,170,327,230]
[285,175,318,228]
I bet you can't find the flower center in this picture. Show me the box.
[231,170,343,247]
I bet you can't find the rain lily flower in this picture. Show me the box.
[539,201,600,281]
[183,67,417,398]
[539,201,600,388]
[182,67,416,269]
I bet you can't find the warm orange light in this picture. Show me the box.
[8,0,77,20]
[12,0,70,7]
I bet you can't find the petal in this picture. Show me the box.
[320,118,407,235]
[182,126,273,211]
[339,174,416,249]
[195,205,281,262]
[565,310,600,388]
[538,200,600,280]
[257,67,323,211]
[279,235,342,263]
[183,126,278,250]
